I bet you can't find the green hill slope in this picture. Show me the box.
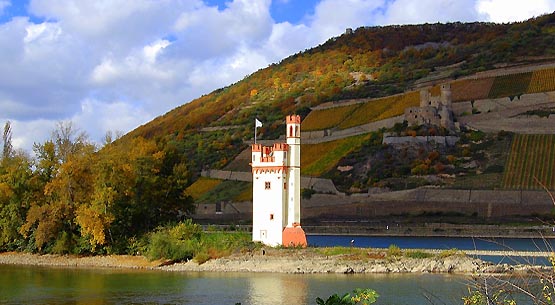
[120,13,555,193]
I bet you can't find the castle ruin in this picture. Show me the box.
[405,83,455,131]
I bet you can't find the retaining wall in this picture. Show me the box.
[193,187,555,221]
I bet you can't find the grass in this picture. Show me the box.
[404,250,433,259]
[437,248,464,258]
[315,246,451,260]
[301,134,372,176]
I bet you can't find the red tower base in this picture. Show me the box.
[282,223,307,248]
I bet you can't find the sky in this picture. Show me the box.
[1,0,554,153]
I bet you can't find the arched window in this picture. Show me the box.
[295,126,299,137]
[289,126,293,137]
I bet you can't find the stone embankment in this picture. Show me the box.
[1,249,547,275]
[0,252,162,269]
[161,248,545,274]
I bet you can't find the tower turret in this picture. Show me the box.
[440,83,452,107]
[285,115,301,227]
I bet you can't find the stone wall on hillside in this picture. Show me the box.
[457,91,555,133]
[201,169,340,194]
[466,62,555,79]
[302,115,404,144]
[383,135,459,146]
[193,187,555,220]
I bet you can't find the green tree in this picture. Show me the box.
[0,151,33,250]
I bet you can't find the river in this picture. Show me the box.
[0,265,469,305]
[307,235,555,251]
[1,235,551,304]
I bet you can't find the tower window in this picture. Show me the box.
[270,214,274,220]
[265,181,271,190]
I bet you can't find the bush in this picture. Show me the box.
[438,248,463,258]
[146,230,198,261]
[301,188,316,199]
[405,250,433,259]
[146,220,203,261]
[387,244,402,257]
[316,288,379,305]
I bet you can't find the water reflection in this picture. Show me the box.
[0,265,469,305]
[247,273,308,305]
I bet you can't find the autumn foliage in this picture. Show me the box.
[1,122,194,254]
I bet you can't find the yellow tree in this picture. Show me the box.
[21,122,96,252]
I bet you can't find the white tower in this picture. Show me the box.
[285,114,301,228]
[251,115,307,247]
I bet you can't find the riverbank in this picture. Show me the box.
[0,248,549,274]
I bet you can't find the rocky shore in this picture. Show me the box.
[0,249,547,274]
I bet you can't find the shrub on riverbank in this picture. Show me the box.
[145,220,256,263]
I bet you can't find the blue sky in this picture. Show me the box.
[204,0,321,24]
[0,0,554,153]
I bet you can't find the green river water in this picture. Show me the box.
[0,265,471,305]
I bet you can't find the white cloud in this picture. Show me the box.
[7,118,56,153]
[308,0,386,40]
[1,0,555,153]
[143,39,171,64]
[71,98,152,145]
[476,0,555,23]
[378,0,480,25]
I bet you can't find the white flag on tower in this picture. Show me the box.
[255,118,263,128]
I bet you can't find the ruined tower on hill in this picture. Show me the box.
[405,83,455,131]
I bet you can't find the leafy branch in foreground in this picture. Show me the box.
[316,288,379,305]
[463,177,555,305]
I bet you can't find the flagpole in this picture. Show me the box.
[254,118,262,144]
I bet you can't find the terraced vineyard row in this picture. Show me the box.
[301,133,371,176]
[488,72,533,99]
[301,103,360,131]
[528,68,555,93]
[502,134,555,190]
[302,91,419,131]
[304,67,555,132]
[450,78,494,102]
